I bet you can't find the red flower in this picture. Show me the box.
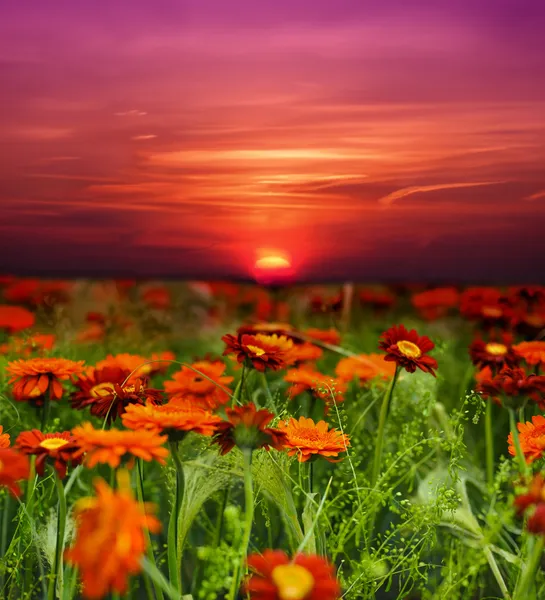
[0,305,35,333]
[304,328,341,346]
[213,403,286,455]
[476,367,545,409]
[514,473,545,535]
[468,338,519,373]
[222,333,293,372]
[141,286,171,310]
[0,448,30,497]
[15,430,82,479]
[378,325,438,376]
[243,550,341,600]
[411,287,459,320]
[459,287,514,330]
[359,287,396,312]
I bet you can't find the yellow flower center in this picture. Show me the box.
[482,306,502,318]
[90,382,115,398]
[0,459,3,471]
[397,340,422,359]
[271,564,315,600]
[29,386,43,398]
[39,438,69,451]
[485,343,508,356]
[246,345,266,357]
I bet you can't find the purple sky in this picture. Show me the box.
[1,0,545,283]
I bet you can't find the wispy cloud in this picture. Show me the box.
[377,181,507,206]
[525,190,545,202]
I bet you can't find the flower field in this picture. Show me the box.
[1,279,545,599]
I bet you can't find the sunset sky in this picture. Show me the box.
[1,0,545,283]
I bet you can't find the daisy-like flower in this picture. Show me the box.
[0,448,30,497]
[243,550,341,600]
[213,403,286,455]
[411,287,459,320]
[469,338,519,373]
[72,366,163,423]
[0,305,35,333]
[310,292,343,315]
[514,473,545,535]
[122,399,222,440]
[65,470,161,599]
[335,353,396,384]
[95,352,173,379]
[459,287,514,330]
[304,328,341,346]
[222,333,294,372]
[237,322,294,338]
[513,341,545,367]
[164,360,233,410]
[284,366,346,407]
[278,417,350,463]
[0,333,55,356]
[7,357,85,403]
[0,425,10,448]
[15,430,81,478]
[71,423,169,468]
[378,325,438,376]
[508,415,545,463]
[476,367,545,409]
[141,285,171,310]
[359,287,396,313]
[286,342,324,366]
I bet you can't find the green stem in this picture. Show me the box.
[41,396,51,432]
[214,487,230,548]
[228,449,254,600]
[260,372,277,413]
[509,408,530,476]
[48,472,66,600]
[485,401,494,489]
[371,367,399,487]
[231,365,246,407]
[514,536,544,600]
[0,493,10,591]
[136,459,164,600]
[167,441,184,597]
[23,457,37,595]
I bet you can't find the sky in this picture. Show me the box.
[1,0,545,283]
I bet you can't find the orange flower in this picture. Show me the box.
[0,425,10,448]
[335,353,396,383]
[286,342,324,365]
[122,400,222,439]
[65,470,160,599]
[411,287,459,320]
[0,333,56,356]
[0,448,30,497]
[72,366,163,423]
[213,403,286,455]
[222,333,294,372]
[278,417,350,462]
[514,473,545,535]
[379,325,438,376]
[7,357,85,403]
[96,352,173,377]
[513,341,545,367]
[15,430,81,478]
[71,423,168,468]
[164,360,233,409]
[76,322,105,343]
[237,322,294,338]
[508,415,545,463]
[0,305,35,333]
[243,550,341,600]
[284,366,346,406]
[304,328,341,346]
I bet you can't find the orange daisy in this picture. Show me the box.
[237,322,294,338]
[284,366,346,405]
[164,359,233,409]
[243,550,341,600]
[15,430,82,479]
[222,333,294,372]
[122,399,222,439]
[7,357,85,403]
[335,353,396,383]
[513,341,545,367]
[286,342,324,365]
[0,305,35,333]
[278,417,350,463]
[71,423,168,469]
[65,470,161,599]
[213,403,286,455]
[0,333,56,356]
[304,328,341,346]
[0,425,10,448]
[0,448,30,497]
[508,415,545,463]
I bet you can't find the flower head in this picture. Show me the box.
[243,550,341,600]
[514,473,545,535]
[459,287,514,329]
[65,470,161,599]
[469,338,519,373]
[278,417,350,463]
[0,305,35,333]
[122,400,222,440]
[0,448,30,497]
[335,353,396,384]
[164,360,233,410]
[304,328,341,346]
[477,367,545,409]
[15,430,81,478]
[213,403,286,455]
[0,425,10,448]
[378,325,438,376]
[284,366,346,408]
[222,333,293,372]
[411,287,459,320]
[71,423,168,469]
[513,341,545,367]
[0,333,55,356]
[7,357,85,403]
[508,415,545,463]
[286,343,324,366]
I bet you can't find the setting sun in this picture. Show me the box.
[255,255,291,270]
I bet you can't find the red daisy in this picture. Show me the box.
[378,325,438,376]
[15,430,82,478]
[468,338,519,373]
[0,448,30,497]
